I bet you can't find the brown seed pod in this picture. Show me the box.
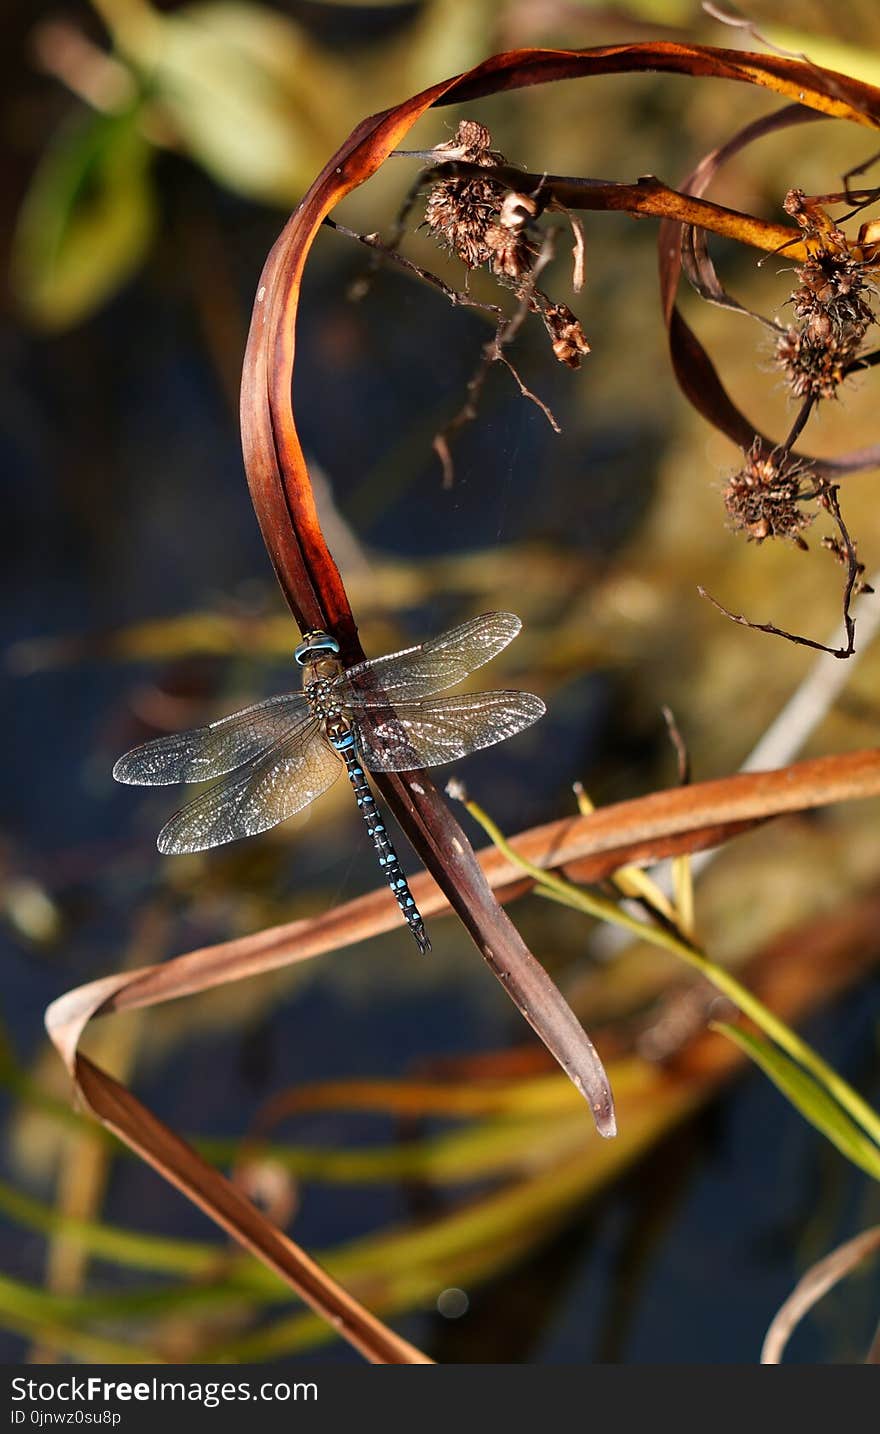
[424,172,506,268]
[723,441,814,545]
[422,121,509,270]
[775,326,862,400]
[543,301,591,368]
[777,188,877,400]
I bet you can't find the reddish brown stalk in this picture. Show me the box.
[47,746,880,1035]
[72,1058,432,1365]
[405,159,808,256]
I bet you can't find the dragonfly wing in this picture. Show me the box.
[337,612,523,704]
[355,690,545,772]
[113,693,308,786]
[157,718,340,854]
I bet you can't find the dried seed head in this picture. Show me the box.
[790,256,875,336]
[483,222,532,280]
[775,325,863,400]
[422,120,589,376]
[424,172,505,268]
[723,441,814,545]
[423,125,548,280]
[475,191,541,281]
[430,120,502,167]
[423,122,509,270]
[777,188,877,400]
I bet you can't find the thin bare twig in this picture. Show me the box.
[661,705,691,786]
[702,1,855,112]
[433,231,562,486]
[592,586,880,965]
[348,166,433,302]
[781,397,816,453]
[322,217,502,320]
[842,149,880,202]
[697,581,856,659]
[325,213,566,490]
[820,483,862,654]
[739,565,880,774]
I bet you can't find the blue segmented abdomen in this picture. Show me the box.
[335,735,431,954]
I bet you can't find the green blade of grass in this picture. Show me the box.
[0,1275,163,1363]
[712,1023,880,1182]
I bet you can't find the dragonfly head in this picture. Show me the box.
[294,631,340,666]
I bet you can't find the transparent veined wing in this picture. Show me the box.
[113,693,308,787]
[337,612,523,705]
[354,690,546,772]
[157,717,340,854]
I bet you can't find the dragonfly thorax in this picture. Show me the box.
[304,669,343,715]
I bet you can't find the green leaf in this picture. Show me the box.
[713,1023,880,1182]
[12,107,156,329]
[136,3,349,204]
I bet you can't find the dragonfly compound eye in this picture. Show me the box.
[294,631,341,665]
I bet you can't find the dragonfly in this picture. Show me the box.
[113,611,545,953]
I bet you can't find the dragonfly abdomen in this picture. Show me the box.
[332,730,431,954]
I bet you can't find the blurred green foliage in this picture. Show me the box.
[13,106,155,328]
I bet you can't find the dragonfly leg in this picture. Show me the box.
[333,733,431,954]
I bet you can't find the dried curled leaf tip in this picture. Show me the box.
[723,441,814,546]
